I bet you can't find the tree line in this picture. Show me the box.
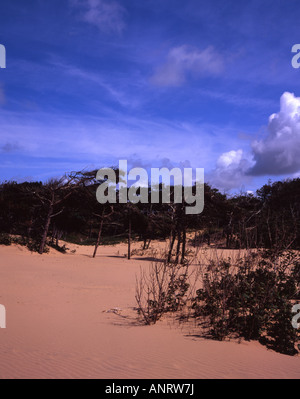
[0,170,300,256]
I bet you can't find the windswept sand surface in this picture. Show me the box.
[0,242,299,379]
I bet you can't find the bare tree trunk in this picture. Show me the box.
[175,229,182,264]
[92,206,114,258]
[266,210,273,248]
[93,217,104,258]
[168,229,176,262]
[88,219,93,239]
[27,217,33,239]
[128,216,131,260]
[51,226,56,245]
[143,238,151,250]
[143,238,147,250]
[39,203,53,254]
[180,226,186,264]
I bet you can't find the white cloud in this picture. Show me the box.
[249,92,300,175]
[71,0,126,34]
[209,149,254,191]
[217,149,243,168]
[151,45,223,87]
[210,92,300,191]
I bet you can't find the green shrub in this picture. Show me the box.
[192,250,300,355]
[0,233,12,246]
[135,259,190,325]
[48,243,68,253]
[10,236,49,254]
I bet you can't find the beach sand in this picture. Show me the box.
[0,241,299,379]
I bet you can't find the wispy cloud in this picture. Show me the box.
[70,0,126,34]
[151,45,224,87]
[0,105,242,183]
[50,58,138,108]
[1,0,299,192]
[197,87,277,110]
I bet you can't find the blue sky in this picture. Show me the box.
[1,0,300,193]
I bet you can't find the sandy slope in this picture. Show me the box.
[0,241,299,379]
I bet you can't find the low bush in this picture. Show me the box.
[136,248,300,355]
[192,250,300,355]
[0,233,12,246]
[135,257,190,325]
[9,236,50,254]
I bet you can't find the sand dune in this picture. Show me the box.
[0,242,299,379]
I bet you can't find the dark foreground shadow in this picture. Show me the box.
[132,256,164,262]
[106,255,164,262]
[104,307,145,328]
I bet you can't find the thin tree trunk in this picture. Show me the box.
[51,227,55,245]
[88,219,92,239]
[180,226,186,264]
[168,229,176,262]
[39,203,53,254]
[56,229,63,247]
[175,229,182,264]
[128,216,131,260]
[27,217,33,238]
[93,217,104,258]
[143,237,147,250]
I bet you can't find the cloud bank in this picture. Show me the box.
[210,92,300,190]
[249,92,300,176]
